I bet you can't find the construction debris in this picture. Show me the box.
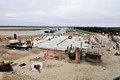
[31,62,43,72]
[0,61,13,72]
[115,52,120,56]
[19,63,27,67]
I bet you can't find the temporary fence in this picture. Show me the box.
[43,48,65,60]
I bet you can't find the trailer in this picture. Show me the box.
[85,52,102,62]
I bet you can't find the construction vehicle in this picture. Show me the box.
[44,29,56,33]
[68,36,72,39]
[67,46,82,63]
[6,39,32,50]
[85,52,102,62]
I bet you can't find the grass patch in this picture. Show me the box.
[66,28,76,32]
[75,29,93,34]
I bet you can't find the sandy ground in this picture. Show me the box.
[2,52,120,80]
[0,33,120,80]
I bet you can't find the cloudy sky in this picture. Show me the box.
[0,0,120,27]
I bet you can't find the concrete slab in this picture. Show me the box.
[33,36,91,51]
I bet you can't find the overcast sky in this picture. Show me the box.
[0,0,120,27]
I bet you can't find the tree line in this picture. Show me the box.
[74,27,120,35]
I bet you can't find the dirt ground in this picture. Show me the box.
[0,34,46,45]
[0,34,120,80]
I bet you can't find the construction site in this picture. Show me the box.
[0,27,120,80]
